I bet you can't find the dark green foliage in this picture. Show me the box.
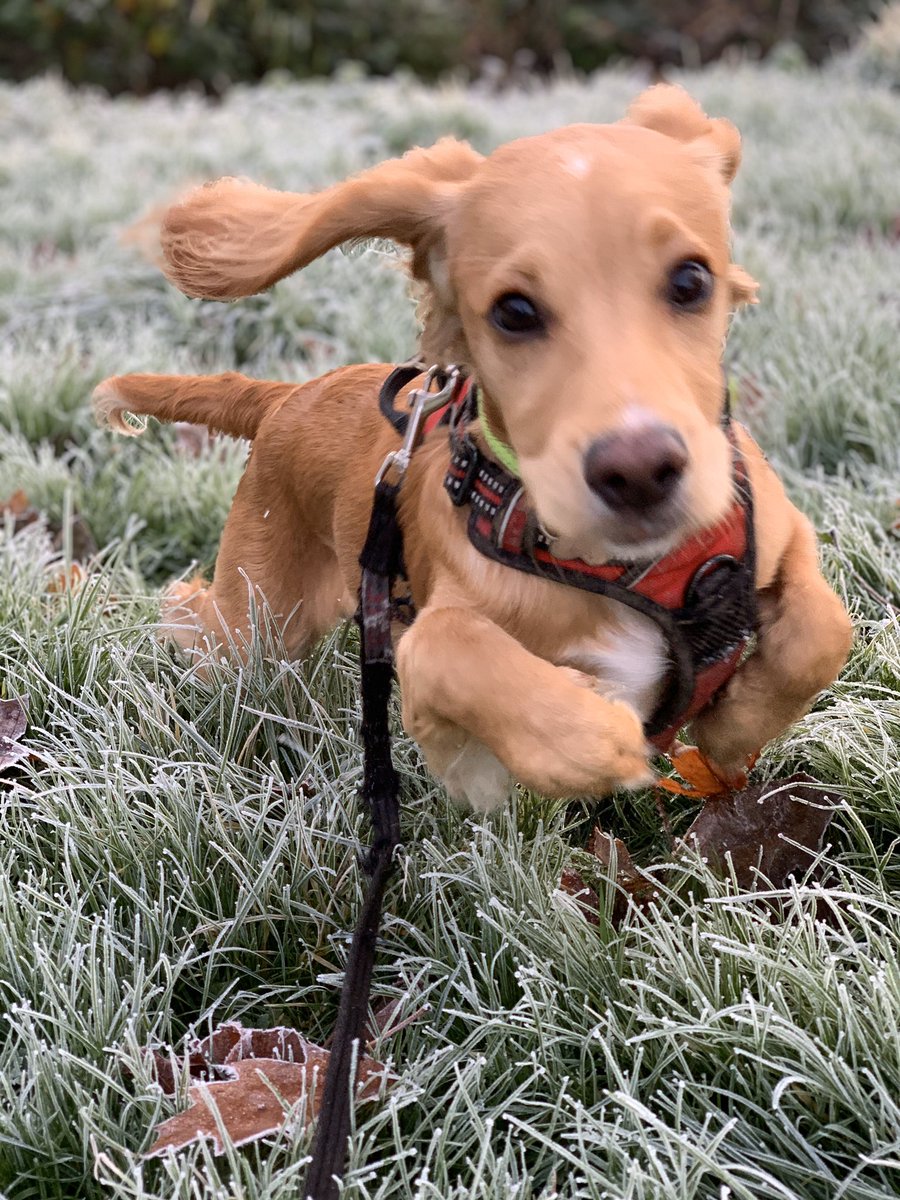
[0,0,884,94]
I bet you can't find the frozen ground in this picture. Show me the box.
[0,62,898,1198]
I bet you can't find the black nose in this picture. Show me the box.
[584,425,688,513]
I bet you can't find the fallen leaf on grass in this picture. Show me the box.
[46,562,87,593]
[562,773,837,924]
[1,491,98,561]
[1,489,31,519]
[657,742,757,798]
[679,772,837,889]
[148,1057,346,1155]
[363,996,430,1044]
[54,513,98,562]
[559,867,602,925]
[587,827,655,907]
[145,1016,419,1156]
[0,698,29,773]
[145,1050,212,1097]
[146,1021,385,1095]
[560,828,655,926]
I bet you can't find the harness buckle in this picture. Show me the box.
[375,363,460,486]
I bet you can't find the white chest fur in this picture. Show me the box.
[559,606,668,723]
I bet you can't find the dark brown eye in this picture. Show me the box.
[666,260,714,311]
[489,293,545,337]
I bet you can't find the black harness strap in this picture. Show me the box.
[303,478,404,1200]
[378,362,424,437]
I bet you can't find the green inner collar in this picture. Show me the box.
[476,386,521,477]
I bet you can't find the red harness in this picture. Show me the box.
[382,367,758,751]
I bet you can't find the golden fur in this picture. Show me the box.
[93,85,852,809]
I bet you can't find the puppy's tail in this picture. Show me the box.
[93,371,296,440]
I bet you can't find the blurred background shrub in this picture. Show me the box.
[845,0,900,84]
[0,0,893,95]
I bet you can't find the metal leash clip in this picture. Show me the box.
[375,364,459,485]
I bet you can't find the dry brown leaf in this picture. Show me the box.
[679,772,837,888]
[561,772,837,925]
[144,1050,214,1096]
[50,513,98,561]
[594,828,656,923]
[46,563,87,593]
[364,996,430,1042]
[0,698,28,774]
[146,1052,388,1156]
[587,829,653,895]
[1,489,31,518]
[147,1057,328,1155]
[560,830,657,927]
[1,490,42,538]
[559,867,601,926]
[657,745,730,797]
[144,1021,395,1157]
[2,491,97,560]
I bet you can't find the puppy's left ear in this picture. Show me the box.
[625,83,742,185]
[626,84,757,306]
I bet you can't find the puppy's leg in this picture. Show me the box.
[692,511,852,774]
[397,607,654,809]
[95,371,348,659]
[161,576,215,655]
[163,447,350,661]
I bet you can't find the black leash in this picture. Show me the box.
[302,477,402,1200]
[303,366,457,1199]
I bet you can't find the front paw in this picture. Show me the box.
[515,695,655,798]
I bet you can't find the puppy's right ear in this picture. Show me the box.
[160,139,483,300]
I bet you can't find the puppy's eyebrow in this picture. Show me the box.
[639,208,707,256]
[473,252,551,307]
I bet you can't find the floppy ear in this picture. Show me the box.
[625,83,742,185]
[626,84,757,307]
[160,138,484,300]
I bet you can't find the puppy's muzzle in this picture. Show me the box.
[584,425,688,518]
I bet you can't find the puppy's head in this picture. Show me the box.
[160,85,756,562]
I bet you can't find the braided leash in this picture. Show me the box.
[303,367,457,1199]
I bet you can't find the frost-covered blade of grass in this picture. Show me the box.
[0,62,898,1200]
